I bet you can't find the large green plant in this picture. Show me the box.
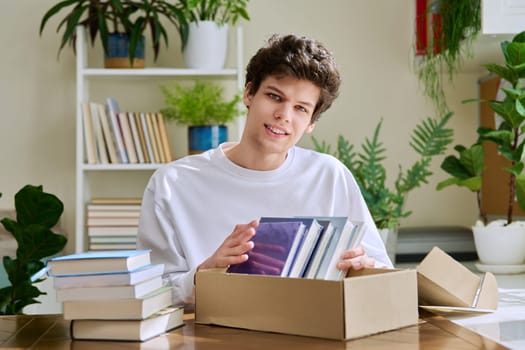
[313,113,453,229]
[39,0,185,63]
[0,185,67,314]
[440,30,525,225]
[416,0,481,115]
[176,0,250,49]
[160,81,242,126]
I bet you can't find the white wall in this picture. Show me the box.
[0,0,495,254]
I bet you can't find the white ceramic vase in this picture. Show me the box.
[182,21,228,69]
[472,223,525,265]
[378,227,398,265]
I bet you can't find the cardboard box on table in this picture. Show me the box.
[195,268,418,340]
[416,246,498,314]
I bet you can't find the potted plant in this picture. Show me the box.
[39,0,185,68]
[437,30,525,270]
[175,0,250,69]
[313,113,453,263]
[160,80,242,154]
[0,185,67,314]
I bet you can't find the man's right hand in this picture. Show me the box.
[197,220,259,271]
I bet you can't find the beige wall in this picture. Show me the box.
[0,0,493,253]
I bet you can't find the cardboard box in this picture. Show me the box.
[195,268,418,340]
[416,246,498,313]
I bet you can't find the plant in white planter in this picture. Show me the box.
[175,0,250,69]
[438,30,525,269]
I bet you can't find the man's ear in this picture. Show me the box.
[243,82,253,107]
[305,123,316,134]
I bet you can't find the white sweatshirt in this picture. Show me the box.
[137,142,393,307]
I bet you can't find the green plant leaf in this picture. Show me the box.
[516,174,525,212]
[15,185,63,228]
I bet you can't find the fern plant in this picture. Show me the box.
[313,113,453,229]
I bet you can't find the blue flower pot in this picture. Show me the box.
[104,33,145,68]
[188,126,227,154]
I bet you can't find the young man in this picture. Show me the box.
[138,34,393,307]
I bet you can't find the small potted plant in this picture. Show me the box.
[160,81,242,154]
[39,0,185,68]
[313,113,453,263]
[437,30,525,270]
[175,0,251,69]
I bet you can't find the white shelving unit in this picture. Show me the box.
[74,26,244,253]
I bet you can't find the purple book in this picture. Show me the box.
[227,221,305,276]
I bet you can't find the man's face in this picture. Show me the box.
[242,75,320,155]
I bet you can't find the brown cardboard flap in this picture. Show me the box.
[476,272,498,310]
[416,247,498,310]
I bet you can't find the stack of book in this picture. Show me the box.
[48,249,183,341]
[86,198,142,251]
[82,97,174,165]
[227,216,365,281]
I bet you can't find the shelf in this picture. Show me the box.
[82,163,164,171]
[81,67,239,77]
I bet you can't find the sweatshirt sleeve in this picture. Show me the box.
[137,184,196,307]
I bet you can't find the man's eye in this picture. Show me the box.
[268,93,281,101]
[296,105,307,113]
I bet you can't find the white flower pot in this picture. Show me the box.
[182,21,228,69]
[472,223,525,265]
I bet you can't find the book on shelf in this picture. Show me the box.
[89,235,137,244]
[90,102,109,164]
[118,111,138,163]
[87,216,140,226]
[106,97,128,163]
[135,112,151,163]
[258,217,323,278]
[90,197,142,205]
[71,306,184,342]
[129,112,146,163]
[157,113,174,162]
[87,210,141,218]
[226,221,305,276]
[87,203,142,211]
[89,243,137,251]
[150,112,165,162]
[53,263,164,289]
[81,102,97,164]
[87,226,138,236]
[96,102,119,164]
[140,112,155,163]
[63,286,173,320]
[145,112,161,163]
[47,249,151,276]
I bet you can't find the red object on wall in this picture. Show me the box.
[415,0,428,55]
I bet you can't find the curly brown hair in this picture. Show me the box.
[245,34,341,123]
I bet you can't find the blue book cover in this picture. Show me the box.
[227,221,305,276]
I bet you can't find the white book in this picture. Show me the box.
[90,102,109,164]
[106,97,128,163]
[87,226,138,236]
[322,220,365,281]
[129,112,145,163]
[56,275,163,301]
[53,264,164,289]
[303,220,335,279]
[287,219,324,278]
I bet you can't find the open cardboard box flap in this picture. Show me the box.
[195,267,418,340]
[416,246,498,313]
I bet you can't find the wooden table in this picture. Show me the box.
[0,312,509,349]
